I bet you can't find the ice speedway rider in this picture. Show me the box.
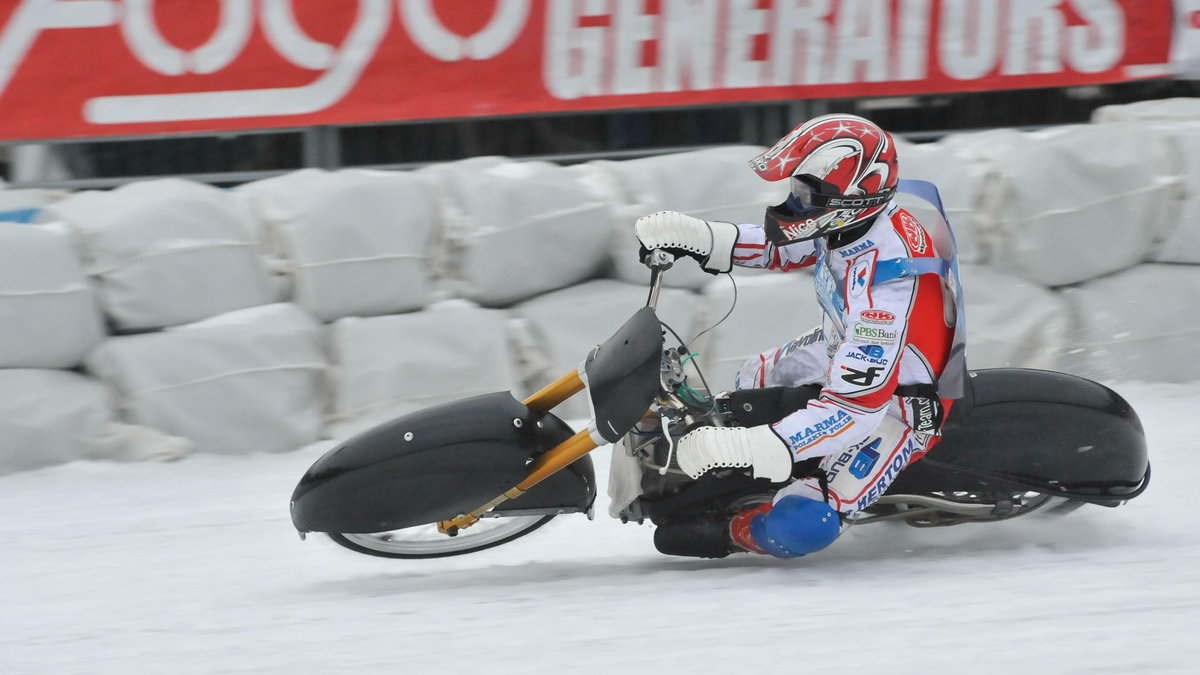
[634,113,968,559]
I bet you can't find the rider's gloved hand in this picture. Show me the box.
[676,425,793,482]
[634,211,738,274]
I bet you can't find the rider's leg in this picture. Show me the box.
[729,496,839,557]
[730,416,931,558]
[734,326,829,390]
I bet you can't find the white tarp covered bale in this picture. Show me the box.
[957,263,1069,371]
[0,369,114,474]
[421,157,614,307]
[1091,98,1200,123]
[696,271,821,390]
[597,146,785,290]
[85,303,327,455]
[236,169,440,321]
[39,178,274,331]
[589,146,780,218]
[1133,123,1200,264]
[511,279,706,419]
[0,188,68,214]
[0,223,106,368]
[326,301,519,438]
[894,142,993,264]
[1058,264,1200,383]
[0,369,191,474]
[942,125,1177,287]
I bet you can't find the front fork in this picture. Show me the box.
[437,370,598,534]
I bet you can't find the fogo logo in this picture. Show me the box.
[0,0,532,124]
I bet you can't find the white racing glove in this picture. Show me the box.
[634,211,739,274]
[676,425,794,483]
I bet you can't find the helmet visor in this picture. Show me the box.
[783,176,829,216]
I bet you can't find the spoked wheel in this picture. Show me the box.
[326,514,556,559]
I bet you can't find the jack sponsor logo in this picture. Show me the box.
[846,343,888,365]
[857,345,885,358]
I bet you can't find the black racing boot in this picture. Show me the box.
[653,512,735,559]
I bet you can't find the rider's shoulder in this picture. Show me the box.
[878,206,936,259]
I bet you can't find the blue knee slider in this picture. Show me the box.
[749,495,842,558]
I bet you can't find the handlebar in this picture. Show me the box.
[644,248,674,309]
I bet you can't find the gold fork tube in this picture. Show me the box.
[437,428,598,533]
[522,370,585,414]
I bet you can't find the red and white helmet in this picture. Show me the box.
[751,114,899,243]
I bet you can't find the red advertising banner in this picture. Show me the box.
[0,0,1175,141]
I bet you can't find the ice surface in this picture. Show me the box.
[1,383,1196,674]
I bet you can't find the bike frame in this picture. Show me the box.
[437,258,674,534]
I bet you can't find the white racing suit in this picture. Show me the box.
[729,183,966,555]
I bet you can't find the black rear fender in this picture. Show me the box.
[893,368,1150,503]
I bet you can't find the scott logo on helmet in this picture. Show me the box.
[827,194,891,208]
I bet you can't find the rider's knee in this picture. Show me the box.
[750,495,842,558]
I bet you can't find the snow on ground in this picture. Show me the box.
[1,383,1197,675]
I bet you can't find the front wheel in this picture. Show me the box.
[326,514,556,559]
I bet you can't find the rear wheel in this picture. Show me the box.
[853,491,1081,527]
[326,514,556,559]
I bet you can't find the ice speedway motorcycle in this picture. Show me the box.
[290,182,1151,560]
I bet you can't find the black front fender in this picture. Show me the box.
[290,392,595,533]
